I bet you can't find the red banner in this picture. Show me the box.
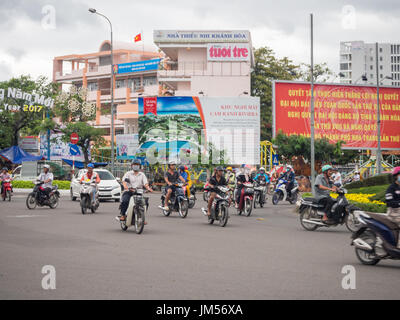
[273,81,400,149]
[143,97,157,116]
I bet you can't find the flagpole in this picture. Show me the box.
[141,29,144,53]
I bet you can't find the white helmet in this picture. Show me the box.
[43,164,50,169]
[286,165,293,171]
[259,167,266,172]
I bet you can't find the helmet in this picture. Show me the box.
[1,167,7,171]
[321,165,333,173]
[216,166,224,171]
[259,167,266,172]
[226,166,233,171]
[43,164,50,169]
[87,163,94,168]
[184,165,188,170]
[131,159,141,165]
[286,165,292,171]
[179,165,185,171]
[392,166,400,176]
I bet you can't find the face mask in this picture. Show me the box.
[132,165,140,171]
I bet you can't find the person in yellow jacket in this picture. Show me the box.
[179,165,192,197]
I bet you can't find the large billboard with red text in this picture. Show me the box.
[273,81,400,149]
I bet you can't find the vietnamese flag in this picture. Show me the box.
[134,33,142,42]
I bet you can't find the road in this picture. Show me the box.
[0,191,399,300]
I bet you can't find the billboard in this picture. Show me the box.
[138,96,260,164]
[116,134,139,160]
[153,30,250,43]
[113,58,161,74]
[207,43,250,61]
[18,136,39,155]
[40,133,86,161]
[273,81,400,149]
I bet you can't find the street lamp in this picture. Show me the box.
[375,42,382,175]
[88,8,115,174]
[354,74,368,84]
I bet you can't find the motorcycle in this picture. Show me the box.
[79,180,99,214]
[272,179,298,205]
[254,179,268,208]
[202,185,230,227]
[236,182,254,216]
[1,179,13,201]
[159,183,189,218]
[297,188,361,232]
[351,211,400,265]
[26,181,60,209]
[117,188,148,234]
[203,182,211,202]
[187,185,197,209]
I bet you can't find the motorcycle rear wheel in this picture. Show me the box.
[161,199,171,216]
[299,207,319,231]
[355,230,380,265]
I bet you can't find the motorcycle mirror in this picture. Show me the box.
[124,178,130,183]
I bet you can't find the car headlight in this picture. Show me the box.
[112,185,120,190]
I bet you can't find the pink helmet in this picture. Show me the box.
[392,166,400,176]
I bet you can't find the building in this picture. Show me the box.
[154,30,254,96]
[339,41,400,87]
[53,40,162,139]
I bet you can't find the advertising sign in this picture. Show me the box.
[113,58,161,74]
[138,96,260,164]
[18,136,39,155]
[116,134,139,160]
[207,43,250,61]
[153,30,250,43]
[40,133,86,161]
[273,81,400,149]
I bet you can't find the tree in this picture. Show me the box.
[0,75,58,149]
[251,47,299,141]
[59,122,106,164]
[298,62,336,82]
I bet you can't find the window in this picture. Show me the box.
[128,78,141,91]
[143,76,157,87]
[379,47,383,53]
[380,65,383,70]
[87,82,98,91]
[115,79,126,89]
[370,65,373,70]
[370,57,373,61]
[340,63,349,70]
[380,74,383,79]
[380,56,383,61]
[370,74,373,79]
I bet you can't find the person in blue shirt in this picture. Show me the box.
[179,165,188,182]
[254,167,270,184]
[278,165,296,197]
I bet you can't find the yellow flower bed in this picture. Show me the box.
[330,193,385,205]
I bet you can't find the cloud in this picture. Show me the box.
[0,0,399,80]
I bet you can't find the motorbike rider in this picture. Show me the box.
[332,168,342,187]
[0,167,12,196]
[179,165,192,198]
[79,163,100,206]
[119,159,153,222]
[235,164,253,208]
[203,166,228,217]
[225,166,236,189]
[162,161,186,211]
[386,166,400,223]
[254,167,270,184]
[37,164,54,199]
[278,165,295,197]
[315,165,338,222]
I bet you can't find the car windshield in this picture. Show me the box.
[96,170,115,180]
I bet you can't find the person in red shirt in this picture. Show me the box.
[80,163,100,204]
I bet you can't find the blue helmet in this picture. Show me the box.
[87,163,94,168]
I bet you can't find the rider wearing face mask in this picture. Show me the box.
[386,167,400,227]
[119,159,152,221]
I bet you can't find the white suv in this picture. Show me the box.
[70,168,121,202]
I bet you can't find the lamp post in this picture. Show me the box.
[375,42,382,175]
[310,13,316,195]
[89,8,115,174]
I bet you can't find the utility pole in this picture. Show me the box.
[375,42,382,175]
[310,13,316,194]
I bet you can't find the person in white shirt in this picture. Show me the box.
[353,171,360,182]
[332,168,342,187]
[37,164,54,198]
[118,159,152,221]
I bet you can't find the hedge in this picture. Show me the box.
[346,174,393,189]
[12,180,70,190]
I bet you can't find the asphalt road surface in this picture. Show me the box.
[0,191,399,300]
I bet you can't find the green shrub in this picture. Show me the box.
[368,189,387,203]
[12,180,70,190]
[346,174,392,189]
[349,201,386,213]
[347,184,389,195]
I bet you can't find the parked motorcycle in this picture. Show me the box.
[117,188,148,234]
[254,180,268,208]
[202,185,230,227]
[26,181,60,209]
[1,179,13,201]
[351,211,400,265]
[297,188,360,232]
[159,183,189,218]
[236,182,254,216]
[80,180,99,214]
[272,179,298,205]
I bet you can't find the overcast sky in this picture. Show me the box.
[0,0,399,82]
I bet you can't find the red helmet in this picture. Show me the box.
[392,166,400,176]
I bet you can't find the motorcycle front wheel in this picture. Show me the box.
[49,195,59,209]
[178,199,189,218]
[26,193,37,210]
[272,192,280,205]
[245,198,253,216]
[219,205,229,227]
[135,206,145,234]
[345,211,360,233]
[80,197,87,215]
[7,190,11,202]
